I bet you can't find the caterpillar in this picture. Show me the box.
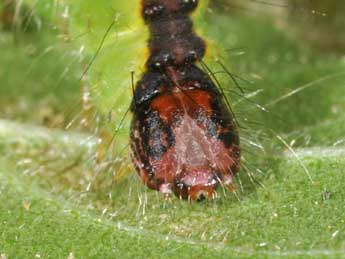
[0,0,245,199]
[22,0,243,201]
[130,0,240,201]
[1,0,297,200]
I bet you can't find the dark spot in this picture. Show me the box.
[149,144,167,160]
[177,65,217,93]
[136,110,175,161]
[143,4,165,21]
[219,131,235,148]
[184,50,198,64]
[179,0,198,13]
[147,50,176,70]
[196,192,207,202]
[131,71,166,110]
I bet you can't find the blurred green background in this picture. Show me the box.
[1,0,345,258]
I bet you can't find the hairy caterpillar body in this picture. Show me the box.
[130,0,241,201]
[10,0,242,201]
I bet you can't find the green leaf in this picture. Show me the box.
[1,1,345,258]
